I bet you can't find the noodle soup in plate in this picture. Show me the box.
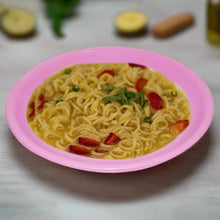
[6,47,214,172]
[26,63,190,159]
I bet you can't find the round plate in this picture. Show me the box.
[6,47,214,173]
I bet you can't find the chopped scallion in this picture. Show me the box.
[143,116,152,123]
[55,99,63,104]
[72,85,80,92]
[64,69,71,74]
[171,91,177,97]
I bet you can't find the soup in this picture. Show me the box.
[26,63,190,159]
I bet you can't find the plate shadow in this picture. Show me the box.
[8,126,213,202]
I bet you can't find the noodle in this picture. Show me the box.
[26,63,190,159]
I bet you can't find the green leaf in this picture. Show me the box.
[44,0,81,37]
[118,87,129,105]
[126,91,139,104]
[102,96,121,102]
[103,84,115,92]
[102,87,144,107]
[138,91,144,107]
[143,99,149,106]
[126,91,138,98]
[138,91,148,108]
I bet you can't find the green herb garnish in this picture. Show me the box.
[55,99,63,104]
[64,68,71,74]
[102,87,150,107]
[102,96,122,102]
[143,116,152,123]
[138,91,149,108]
[126,91,139,104]
[102,87,139,105]
[72,85,80,92]
[171,91,177,97]
[103,84,115,92]
[118,87,129,104]
[44,0,81,37]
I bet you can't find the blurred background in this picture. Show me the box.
[1,0,219,102]
[1,0,220,220]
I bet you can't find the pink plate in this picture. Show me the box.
[6,47,214,173]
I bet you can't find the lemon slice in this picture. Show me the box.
[114,10,147,34]
[1,7,36,36]
[0,4,7,15]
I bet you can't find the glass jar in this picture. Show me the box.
[207,0,220,45]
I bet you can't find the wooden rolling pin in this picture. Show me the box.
[153,12,195,38]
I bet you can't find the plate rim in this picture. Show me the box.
[5,47,214,173]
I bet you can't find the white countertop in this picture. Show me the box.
[1,0,219,219]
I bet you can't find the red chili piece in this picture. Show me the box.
[28,109,35,118]
[28,102,35,118]
[97,70,115,79]
[135,77,148,92]
[68,145,91,155]
[29,102,35,109]
[37,100,47,110]
[78,137,100,147]
[38,94,44,101]
[170,120,189,134]
[104,133,121,145]
[37,94,47,110]
[95,149,108,153]
[147,92,163,110]
[129,63,146,69]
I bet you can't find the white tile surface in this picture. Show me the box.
[1,0,219,220]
